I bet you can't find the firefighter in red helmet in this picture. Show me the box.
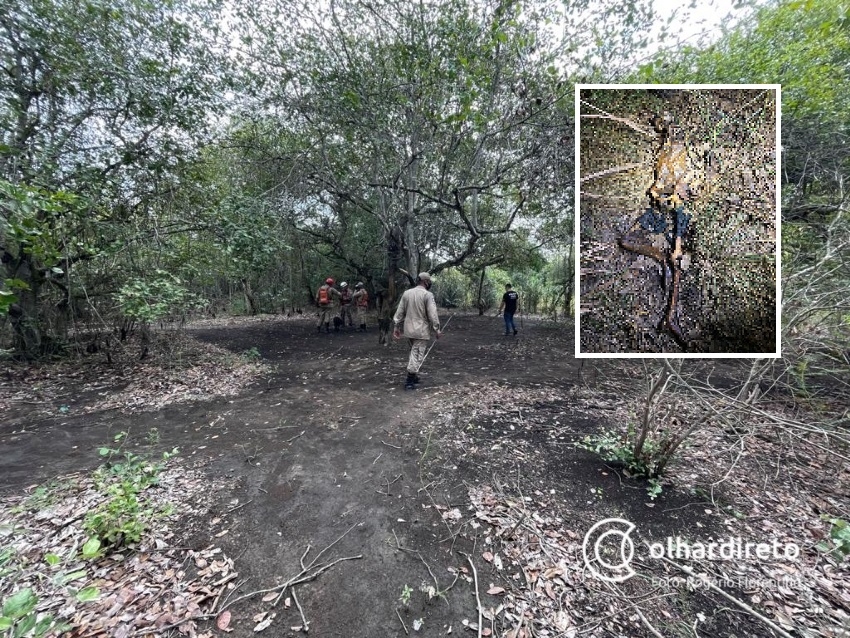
[316,278,340,333]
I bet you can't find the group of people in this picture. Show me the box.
[315,278,369,333]
[317,274,521,389]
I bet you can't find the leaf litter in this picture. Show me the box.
[0,328,268,425]
[429,378,849,638]
[0,462,236,637]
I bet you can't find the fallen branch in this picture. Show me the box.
[221,553,363,613]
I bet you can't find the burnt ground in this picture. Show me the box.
[1,314,846,637]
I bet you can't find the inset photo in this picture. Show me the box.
[575,85,780,357]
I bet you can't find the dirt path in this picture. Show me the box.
[5,315,843,637]
[1,314,578,636]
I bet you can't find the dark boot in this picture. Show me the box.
[513,329,518,335]
[360,323,367,331]
[405,373,417,390]
[325,324,330,333]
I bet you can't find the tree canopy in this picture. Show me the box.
[2,0,848,367]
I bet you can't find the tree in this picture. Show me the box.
[635,0,850,390]
[232,0,576,295]
[1,0,229,356]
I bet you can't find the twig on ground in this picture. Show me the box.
[209,573,239,613]
[219,522,363,614]
[376,473,403,496]
[222,553,363,613]
[292,589,309,631]
[504,512,527,540]
[227,499,252,513]
[286,430,306,443]
[218,577,250,611]
[381,440,402,449]
[396,609,409,635]
[391,528,458,603]
[300,545,311,571]
[461,552,483,638]
[372,452,382,464]
[303,521,361,570]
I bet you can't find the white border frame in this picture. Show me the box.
[574,84,782,359]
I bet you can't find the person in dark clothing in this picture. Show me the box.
[498,283,520,336]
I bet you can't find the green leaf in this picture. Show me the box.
[57,569,87,585]
[82,537,101,559]
[33,615,56,634]
[2,588,37,619]
[14,612,36,637]
[98,447,110,456]
[44,553,61,566]
[75,586,100,603]
[0,617,13,630]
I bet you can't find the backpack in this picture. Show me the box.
[317,286,331,306]
[357,291,369,308]
[340,289,352,305]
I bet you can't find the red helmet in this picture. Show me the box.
[325,278,334,285]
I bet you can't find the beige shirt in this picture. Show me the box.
[393,285,440,340]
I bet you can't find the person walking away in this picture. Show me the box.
[316,278,340,333]
[498,283,520,336]
[352,282,369,331]
[339,282,355,329]
[393,272,442,389]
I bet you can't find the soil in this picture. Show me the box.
[0,314,844,637]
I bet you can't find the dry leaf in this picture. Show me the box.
[216,611,231,630]
[486,586,505,595]
[254,612,275,632]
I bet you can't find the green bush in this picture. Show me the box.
[83,433,177,548]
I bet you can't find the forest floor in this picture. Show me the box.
[1,313,847,638]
